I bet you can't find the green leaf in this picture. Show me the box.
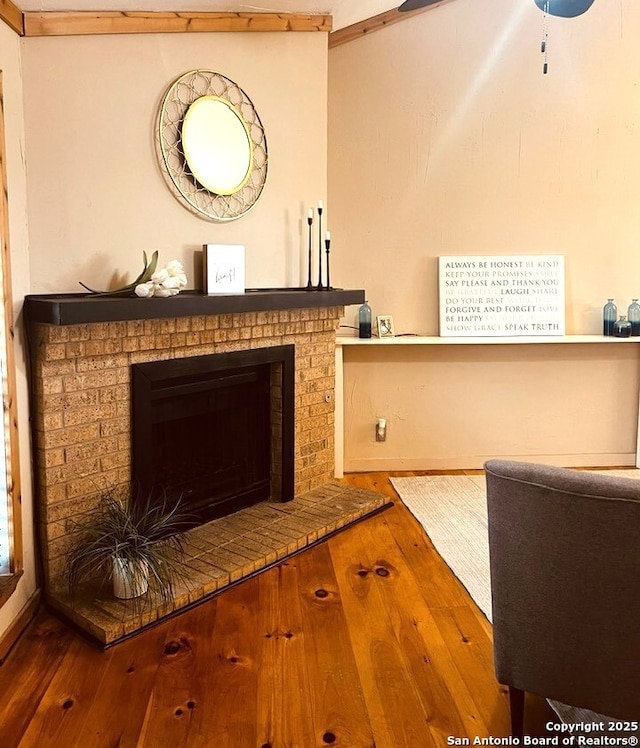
[78,252,159,296]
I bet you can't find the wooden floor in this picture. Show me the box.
[0,472,552,747]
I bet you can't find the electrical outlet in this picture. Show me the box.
[375,418,387,442]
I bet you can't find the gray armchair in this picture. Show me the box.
[484,459,640,735]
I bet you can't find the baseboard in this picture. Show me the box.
[344,453,637,472]
[0,588,41,664]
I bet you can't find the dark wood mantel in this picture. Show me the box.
[24,287,365,326]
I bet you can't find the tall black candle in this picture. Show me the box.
[316,200,324,289]
[306,208,313,290]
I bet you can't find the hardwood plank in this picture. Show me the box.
[345,473,493,638]
[15,634,112,746]
[378,501,472,610]
[294,542,375,747]
[0,611,74,747]
[140,580,261,747]
[71,623,168,747]
[340,470,399,499]
[329,0,454,49]
[23,11,331,37]
[255,560,316,747]
[136,600,222,747]
[329,511,473,746]
[430,606,510,735]
[191,580,260,747]
[0,0,22,35]
[340,474,508,738]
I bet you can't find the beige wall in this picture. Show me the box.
[329,0,640,469]
[0,23,37,640]
[22,32,328,293]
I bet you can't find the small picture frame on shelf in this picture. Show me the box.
[203,244,245,294]
[376,315,395,338]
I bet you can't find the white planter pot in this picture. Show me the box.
[112,556,149,599]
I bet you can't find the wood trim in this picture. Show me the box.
[328,0,454,49]
[0,74,23,582]
[23,11,331,37]
[0,0,23,36]
[0,588,40,664]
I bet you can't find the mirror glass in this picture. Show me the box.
[181,96,253,196]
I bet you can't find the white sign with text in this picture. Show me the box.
[439,255,565,337]
[203,244,245,294]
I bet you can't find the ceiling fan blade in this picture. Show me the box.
[398,0,596,16]
[398,0,444,12]
[533,0,596,18]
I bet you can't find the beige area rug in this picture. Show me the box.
[390,471,640,734]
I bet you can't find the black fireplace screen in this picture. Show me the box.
[131,345,294,528]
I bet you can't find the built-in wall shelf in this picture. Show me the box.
[334,333,640,477]
[337,334,640,346]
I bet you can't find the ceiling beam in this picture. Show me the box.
[0,0,23,35]
[23,11,331,37]
[329,0,453,49]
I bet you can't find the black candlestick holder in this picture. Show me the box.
[325,237,332,290]
[306,212,313,290]
[316,206,324,290]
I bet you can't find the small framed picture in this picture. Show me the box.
[203,244,245,294]
[376,315,395,338]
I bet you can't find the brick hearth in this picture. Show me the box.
[51,481,390,645]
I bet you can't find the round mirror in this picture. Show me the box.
[156,70,268,222]
[182,96,253,196]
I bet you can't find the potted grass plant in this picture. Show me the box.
[66,487,192,604]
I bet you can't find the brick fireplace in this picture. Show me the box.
[25,290,364,601]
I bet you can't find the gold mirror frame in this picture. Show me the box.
[157,70,268,222]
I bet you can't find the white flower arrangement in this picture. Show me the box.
[135,259,188,298]
[79,252,189,298]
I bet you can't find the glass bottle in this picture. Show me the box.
[613,315,632,338]
[603,299,617,336]
[358,301,372,339]
[628,299,640,336]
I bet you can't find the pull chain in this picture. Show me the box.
[541,0,549,73]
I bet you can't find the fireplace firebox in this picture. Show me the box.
[131,345,295,528]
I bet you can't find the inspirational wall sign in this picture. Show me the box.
[438,255,565,337]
